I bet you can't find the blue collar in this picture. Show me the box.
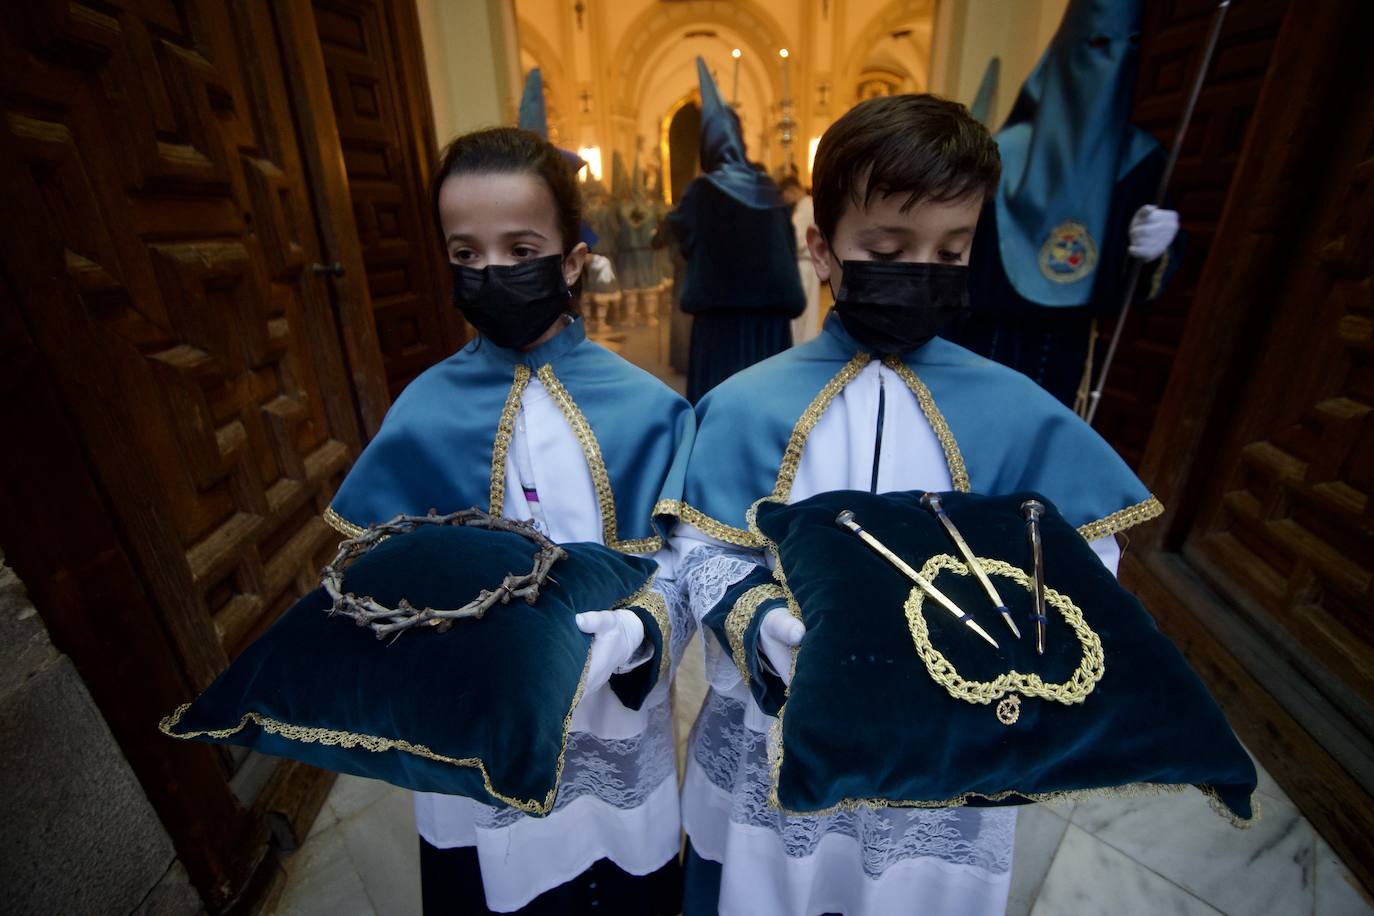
[471,316,587,368]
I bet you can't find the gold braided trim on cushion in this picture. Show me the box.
[159,650,592,816]
[537,365,662,555]
[1076,496,1164,542]
[905,554,1104,707]
[726,584,787,689]
[324,507,365,539]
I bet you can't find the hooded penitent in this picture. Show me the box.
[517,68,597,248]
[992,0,1160,307]
[695,57,783,210]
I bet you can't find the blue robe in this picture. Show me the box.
[328,319,693,555]
[661,313,1160,546]
[950,0,1182,407]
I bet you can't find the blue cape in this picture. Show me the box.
[994,0,1161,306]
[329,320,694,554]
[695,57,782,210]
[660,313,1160,546]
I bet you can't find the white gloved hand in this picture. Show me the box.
[1127,205,1179,261]
[576,609,647,694]
[586,253,617,287]
[758,608,806,686]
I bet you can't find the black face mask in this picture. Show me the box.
[451,254,572,349]
[831,259,969,355]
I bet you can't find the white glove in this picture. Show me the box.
[576,610,647,694]
[758,608,806,686]
[1127,205,1179,261]
[586,253,617,286]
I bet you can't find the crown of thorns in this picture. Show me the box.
[321,507,567,640]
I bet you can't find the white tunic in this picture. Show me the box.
[413,376,689,912]
[675,360,1120,916]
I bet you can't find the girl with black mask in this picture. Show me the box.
[327,127,693,915]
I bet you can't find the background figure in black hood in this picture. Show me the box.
[666,57,805,404]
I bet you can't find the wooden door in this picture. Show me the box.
[1093,0,1290,466]
[0,0,378,906]
[310,0,459,399]
[1123,0,1374,892]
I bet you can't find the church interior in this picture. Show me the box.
[0,1,1370,914]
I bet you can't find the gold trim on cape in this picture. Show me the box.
[160,650,594,816]
[1076,497,1164,542]
[537,365,663,555]
[882,358,971,492]
[489,365,533,517]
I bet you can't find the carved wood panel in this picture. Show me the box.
[0,0,369,904]
[1184,100,1374,719]
[1094,0,1290,466]
[312,0,456,398]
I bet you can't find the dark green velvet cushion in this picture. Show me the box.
[752,489,1258,825]
[160,525,658,815]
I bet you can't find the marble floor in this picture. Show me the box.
[274,317,1373,915]
[273,635,1373,916]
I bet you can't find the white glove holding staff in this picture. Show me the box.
[576,610,647,693]
[1127,205,1179,261]
[758,608,806,686]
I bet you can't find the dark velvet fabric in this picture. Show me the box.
[163,526,658,812]
[686,309,794,404]
[420,838,683,915]
[752,489,1258,821]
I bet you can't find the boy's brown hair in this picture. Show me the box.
[811,95,1001,241]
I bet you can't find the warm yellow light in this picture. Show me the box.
[808,136,821,174]
[732,48,741,59]
[577,146,603,182]
[779,48,789,59]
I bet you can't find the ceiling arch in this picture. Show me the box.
[837,0,935,105]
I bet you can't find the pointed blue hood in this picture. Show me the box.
[518,68,548,138]
[969,57,1000,126]
[696,57,783,210]
[993,0,1161,306]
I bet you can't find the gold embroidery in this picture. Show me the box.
[537,365,663,555]
[160,648,594,816]
[324,507,365,539]
[653,499,758,547]
[621,578,672,683]
[772,353,871,502]
[1148,249,1170,300]
[905,554,1104,707]
[996,694,1021,725]
[1076,496,1164,542]
[489,365,532,517]
[726,584,787,688]
[883,359,971,492]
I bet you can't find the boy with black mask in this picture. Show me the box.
[664,95,1159,915]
